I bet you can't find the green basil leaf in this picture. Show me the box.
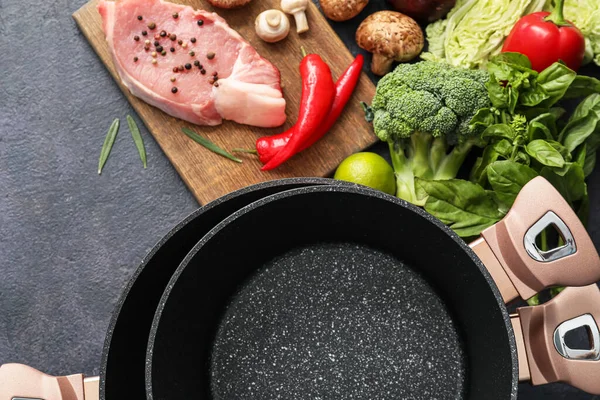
[575,143,587,168]
[564,75,600,99]
[549,107,566,121]
[469,139,512,185]
[470,108,497,129]
[540,163,586,205]
[482,124,516,141]
[490,52,533,70]
[529,112,558,138]
[487,161,539,207]
[582,133,600,177]
[486,76,510,110]
[514,151,531,166]
[520,86,550,107]
[546,140,571,161]
[525,140,565,167]
[528,121,554,141]
[560,94,600,152]
[536,62,577,108]
[416,178,505,238]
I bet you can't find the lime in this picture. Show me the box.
[334,152,396,195]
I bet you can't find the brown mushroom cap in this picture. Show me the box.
[356,11,424,75]
[320,0,369,22]
[206,0,252,9]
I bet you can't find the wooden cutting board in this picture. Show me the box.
[73,0,377,204]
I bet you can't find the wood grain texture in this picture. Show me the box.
[73,0,377,204]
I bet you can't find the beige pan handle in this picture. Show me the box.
[0,364,98,400]
[470,176,600,303]
[513,284,600,395]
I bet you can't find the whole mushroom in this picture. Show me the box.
[356,11,424,76]
[255,10,291,43]
[207,0,252,8]
[320,0,369,22]
[281,0,309,33]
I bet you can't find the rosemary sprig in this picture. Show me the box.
[127,115,147,168]
[181,127,242,163]
[98,118,120,174]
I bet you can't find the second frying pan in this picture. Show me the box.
[146,177,600,399]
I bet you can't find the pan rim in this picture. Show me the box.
[98,177,340,400]
[145,184,519,400]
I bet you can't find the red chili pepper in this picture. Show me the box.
[501,0,585,72]
[261,52,336,171]
[256,54,364,164]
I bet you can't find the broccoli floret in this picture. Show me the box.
[371,61,491,205]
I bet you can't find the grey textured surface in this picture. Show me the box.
[0,0,599,398]
[211,243,466,400]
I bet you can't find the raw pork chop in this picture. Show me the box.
[98,0,286,127]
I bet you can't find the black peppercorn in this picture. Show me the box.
[154,40,159,46]
[160,30,167,37]
[173,67,179,73]
[156,45,163,52]
[133,57,138,62]
[194,60,200,67]
[172,87,178,93]
[190,37,196,43]
[137,15,143,20]
[185,63,192,70]
[172,12,179,19]
[141,31,147,36]
[201,69,206,75]
[169,34,176,41]
[134,35,140,41]
[178,39,183,45]
[170,47,175,52]
[207,52,215,60]
[197,20,204,26]
[189,51,195,56]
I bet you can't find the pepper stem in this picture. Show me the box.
[231,148,258,155]
[544,0,570,27]
[300,46,307,58]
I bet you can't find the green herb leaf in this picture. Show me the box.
[536,62,577,108]
[540,163,586,205]
[98,118,120,175]
[482,124,516,141]
[415,178,505,238]
[527,121,554,141]
[487,161,538,207]
[560,94,600,152]
[490,52,533,70]
[525,140,566,167]
[127,115,146,168]
[181,127,242,163]
[520,86,550,107]
[546,140,571,161]
[582,133,600,176]
[469,139,513,186]
[470,108,497,130]
[564,75,600,99]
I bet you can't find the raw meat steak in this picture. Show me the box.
[98,0,287,127]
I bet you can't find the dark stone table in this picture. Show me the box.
[1,0,599,398]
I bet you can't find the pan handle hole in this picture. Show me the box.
[534,224,564,252]
[564,325,594,351]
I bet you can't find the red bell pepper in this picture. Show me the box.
[261,52,336,171]
[256,54,364,165]
[501,0,585,72]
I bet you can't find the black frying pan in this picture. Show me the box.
[0,178,340,400]
[146,179,600,400]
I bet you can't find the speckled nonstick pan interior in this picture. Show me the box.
[146,185,517,400]
[99,178,341,400]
